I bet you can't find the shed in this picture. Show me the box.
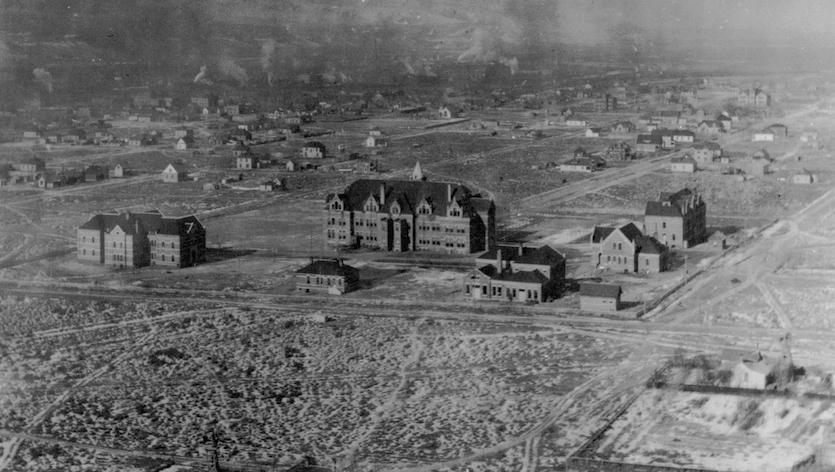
[579,283,622,312]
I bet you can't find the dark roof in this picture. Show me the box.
[477,244,538,263]
[579,283,622,298]
[635,235,667,255]
[562,158,595,167]
[165,163,188,173]
[296,259,359,278]
[637,134,662,145]
[494,270,549,284]
[618,222,643,242]
[514,245,565,266]
[328,179,492,218]
[304,141,326,149]
[78,210,202,237]
[699,120,722,127]
[646,188,699,217]
[646,201,683,217]
[591,226,616,244]
[671,157,696,164]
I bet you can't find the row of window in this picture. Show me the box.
[82,249,95,256]
[81,236,96,243]
[305,276,344,286]
[464,284,538,300]
[151,253,177,262]
[327,218,347,226]
[605,255,654,266]
[151,240,177,248]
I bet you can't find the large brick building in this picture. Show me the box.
[644,188,707,249]
[78,210,206,269]
[324,178,495,254]
[464,244,566,303]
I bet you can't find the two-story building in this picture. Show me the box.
[77,210,206,269]
[590,223,669,273]
[644,188,707,249]
[302,141,327,159]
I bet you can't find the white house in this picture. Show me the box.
[753,129,775,142]
[365,136,388,148]
[670,156,696,173]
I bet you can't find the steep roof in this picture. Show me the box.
[591,226,616,244]
[304,141,326,149]
[671,157,696,165]
[328,179,490,218]
[296,259,359,278]
[635,235,667,255]
[579,283,622,298]
[78,210,202,237]
[514,245,565,266]
[637,134,662,145]
[494,270,549,284]
[164,163,188,174]
[618,222,643,242]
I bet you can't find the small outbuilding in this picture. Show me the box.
[295,259,361,295]
[579,283,622,312]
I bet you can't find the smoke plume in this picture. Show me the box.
[261,39,277,85]
[32,68,54,93]
[217,58,248,86]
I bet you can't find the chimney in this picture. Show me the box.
[379,183,385,206]
[447,184,452,202]
[518,242,524,256]
[496,248,503,274]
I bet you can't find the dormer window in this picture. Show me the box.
[418,203,432,215]
[331,200,342,210]
[391,203,400,215]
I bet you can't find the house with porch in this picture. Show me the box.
[464,243,566,303]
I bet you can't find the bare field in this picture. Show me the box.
[0,296,632,470]
[586,389,831,472]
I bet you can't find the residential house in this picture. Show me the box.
[635,134,662,153]
[295,259,360,295]
[62,128,87,144]
[236,154,260,170]
[354,159,379,174]
[232,142,250,157]
[161,163,189,183]
[365,136,388,148]
[709,230,731,250]
[590,222,669,273]
[644,188,707,249]
[10,157,46,181]
[606,142,634,161]
[738,88,771,107]
[767,123,788,139]
[174,137,197,150]
[671,156,696,173]
[697,120,724,134]
[672,130,695,144]
[728,352,779,389]
[21,124,42,140]
[579,283,622,312]
[793,169,817,184]
[573,147,588,158]
[585,127,603,138]
[464,244,566,303]
[174,127,194,139]
[652,110,681,126]
[223,104,240,116]
[228,128,252,143]
[324,178,495,254]
[84,165,107,182]
[368,127,384,136]
[39,170,83,189]
[111,163,127,178]
[611,121,636,135]
[438,106,458,119]
[565,117,588,127]
[302,141,327,159]
[286,160,299,172]
[650,129,676,150]
[128,134,157,147]
[560,158,596,173]
[689,142,722,165]
[717,115,732,131]
[753,129,775,142]
[747,157,769,177]
[77,210,206,269]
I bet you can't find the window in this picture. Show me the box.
[162,241,166,248]
[92,237,95,243]
[646,258,649,266]
[496,287,502,296]
[83,236,86,243]
[662,222,666,229]
[672,234,676,241]
[112,242,116,248]
[92,250,95,256]
[618,243,622,250]
[83,249,86,255]
[482,286,488,295]
[612,243,616,249]
[465,284,470,294]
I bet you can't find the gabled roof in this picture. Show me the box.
[591,226,616,244]
[78,210,202,237]
[514,245,565,266]
[164,163,188,174]
[635,235,667,255]
[327,179,488,218]
[618,222,643,242]
[671,157,696,165]
[699,120,722,127]
[296,259,359,278]
[476,244,538,263]
[579,283,622,298]
[637,134,662,145]
[494,269,549,284]
[303,141,326,149]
